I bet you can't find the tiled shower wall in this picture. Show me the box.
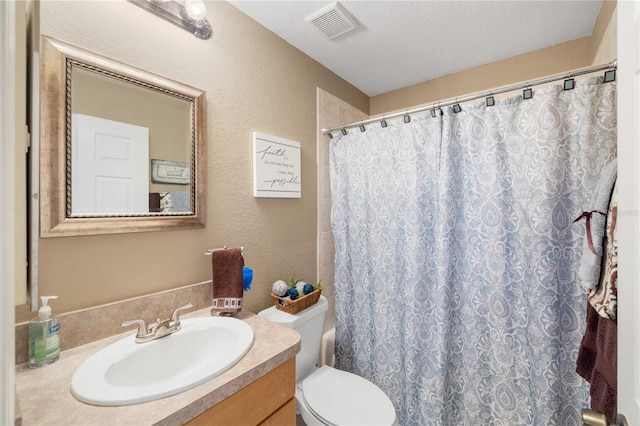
[317,88,368,334]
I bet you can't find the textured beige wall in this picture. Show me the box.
[591,0,617,65]
[370,37,593,115]
[370,1,617,116]
[18,0,368,321]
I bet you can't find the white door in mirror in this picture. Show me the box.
[72,114,149,215]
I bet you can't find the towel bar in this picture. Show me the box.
[204,246,244,256]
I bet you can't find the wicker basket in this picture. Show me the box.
[271,289,321,315]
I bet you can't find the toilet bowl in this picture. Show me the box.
[259,296,397,426]
[296,365,397,426]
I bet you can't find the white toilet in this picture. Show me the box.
[259,296,398,426]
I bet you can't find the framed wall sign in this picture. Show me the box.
[252,132,301,198]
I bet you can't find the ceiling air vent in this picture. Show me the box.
[305,2,360,40]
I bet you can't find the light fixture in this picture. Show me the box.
[184,0,206,21]
[127,0,212,40]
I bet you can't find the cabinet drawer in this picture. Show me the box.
[259,398,296,426]
[186,357,295,426]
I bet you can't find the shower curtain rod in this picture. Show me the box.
[322,60,617,135]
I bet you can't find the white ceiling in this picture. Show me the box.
[228,0,604,97]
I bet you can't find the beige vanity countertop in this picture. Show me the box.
[15,309,300,426]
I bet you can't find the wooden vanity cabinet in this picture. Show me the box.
[186,357,296,426]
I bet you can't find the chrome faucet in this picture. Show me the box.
[121,303,193,343]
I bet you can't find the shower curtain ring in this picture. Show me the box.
[563,73,575,91]
[604,67,616,82]
[486,93,495,107]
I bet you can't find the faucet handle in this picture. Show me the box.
[170,303,193,326]
[121,319,150,337]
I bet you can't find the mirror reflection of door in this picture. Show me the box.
[72,114,149,214]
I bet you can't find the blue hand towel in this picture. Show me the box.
[577,158,617,291]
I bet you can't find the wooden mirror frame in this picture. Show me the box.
[39,36,206,237]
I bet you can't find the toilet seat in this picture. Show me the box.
[302,365,396,426]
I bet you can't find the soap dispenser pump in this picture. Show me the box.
[28,295,61,368]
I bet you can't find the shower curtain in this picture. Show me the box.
[330,77,616,425]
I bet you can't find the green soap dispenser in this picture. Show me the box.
[28,295,61,368]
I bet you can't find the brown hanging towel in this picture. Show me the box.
[211,247,244,315]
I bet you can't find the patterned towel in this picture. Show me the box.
[588,182,618,319]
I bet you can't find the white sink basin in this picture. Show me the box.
[71,316,254,406]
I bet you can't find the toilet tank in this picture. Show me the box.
[258,296,328,382]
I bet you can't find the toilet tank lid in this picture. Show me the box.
[258,295,328,328]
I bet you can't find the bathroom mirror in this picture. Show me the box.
[39,36,206,237]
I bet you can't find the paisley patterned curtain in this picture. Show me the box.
[330,77,616,425]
